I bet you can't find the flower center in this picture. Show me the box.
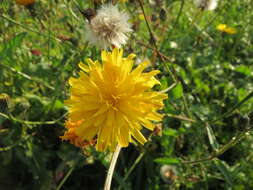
[91,18,118,39]
[105,94,121,111]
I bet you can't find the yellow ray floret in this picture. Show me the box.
[64,48,167,152]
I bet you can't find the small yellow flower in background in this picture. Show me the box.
[216,24,237,34]
[64,48,167,152]
[15,0,35,6]
[216,24,226,31]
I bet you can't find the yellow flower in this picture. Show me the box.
[216,24,237,34]
[61,120,94,148]
[64,48,167,152]
[15,0,35,6]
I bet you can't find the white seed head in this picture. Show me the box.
[160,165,178,184]
[195,0,218,11]
[85,4,132,49]
[170,41,178,49]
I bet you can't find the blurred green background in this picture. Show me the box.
[0,0,253,189]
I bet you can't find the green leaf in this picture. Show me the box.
[163,128,178,137]
[154,157,180,165]
[170,83,183,99]
[2,32,27,52]
[160,76,168,90]
[235,65,252,76]
[0,32,27,62]
[206,124,220,151]
[214,160,233,185]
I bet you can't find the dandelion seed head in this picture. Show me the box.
[85,4,132,49]
[160,165,178,184]
[195,0,218,11]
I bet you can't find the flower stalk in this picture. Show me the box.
[104,145,122,190]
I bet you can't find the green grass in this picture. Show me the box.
[0,0,253,189]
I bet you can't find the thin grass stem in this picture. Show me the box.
[117,151,145,190]
[56,165,75,190]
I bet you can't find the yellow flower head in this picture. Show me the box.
[15,0,35,6]
[216,24,237,34]
[64,48,167,152]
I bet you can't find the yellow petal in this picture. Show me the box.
[131,60,149,76]
[131,127,147,145]
[76,124,98,140]
[79,62,90,73]
[117,125,130,147]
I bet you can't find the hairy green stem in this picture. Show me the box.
[183,126,252,164]
[137,0,159,55]
[212,90,253,123]
[0,112,66,125]
[174,0,185,28]
[0,62,55,90]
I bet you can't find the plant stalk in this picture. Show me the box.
[104,145,121,190]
